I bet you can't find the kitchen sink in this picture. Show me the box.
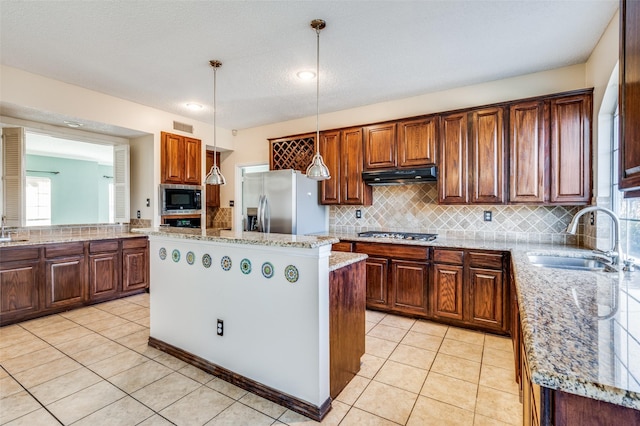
[527,253,616,272]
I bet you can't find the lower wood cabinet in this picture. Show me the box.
[468,267,504,331]
[364,257,389,309]
[391,260,429,315]
[432,263,464,321]
[0,237,149,326]
[44,242,86,310]
[122,238,149,294]
[0,247,41,324]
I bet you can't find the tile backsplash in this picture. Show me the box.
[330,184,583,245]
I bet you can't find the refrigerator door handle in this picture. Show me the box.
[263,196,270,233]
[257,195,264,232]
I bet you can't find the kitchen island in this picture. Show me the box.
[132,227,366,421]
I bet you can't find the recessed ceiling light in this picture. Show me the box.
[185,103,203,111]
[64,121,83,128]
[296,70,316,80]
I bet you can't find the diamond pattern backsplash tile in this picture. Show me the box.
[330,184,582,245]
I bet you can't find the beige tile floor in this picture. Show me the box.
[0,293,522,425]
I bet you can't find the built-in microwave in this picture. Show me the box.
[160,184,202,215]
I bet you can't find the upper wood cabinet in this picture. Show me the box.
[620,0,640,191]
[509,92,591,205]
[397,116,438,168]
[509,101,547,203]
[438,112,469,204]
[470,107,505,204]
[363,123,397,170]
[549,94,591,204]
[205,151,221,208]
[319,128,372,205]
[161,131,202,185]
[440,107,505,205]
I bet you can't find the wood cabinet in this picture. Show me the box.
[619,0,640,191]
[122,237,149,294]
[44,242,85,310]
[205,151,221,207]
[0,247,41,324]
[319,128,372,205]
[439,108,505,205]
[470,107,505,204]
[329,259,366,399]
[432,248,464,321]
[467,251,506,332]
[161,131,202,185]
[88,240,120,302]
[397,116,438,168]
[509,92,591,205]
[439,112,469,204]
[549,95,591,204]
[355,242,430,316]
[0,237,149,326]
[509,101,547,203]
[363,123,397,170]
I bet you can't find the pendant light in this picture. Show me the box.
[305,19,331,181]
[205,60,226,185]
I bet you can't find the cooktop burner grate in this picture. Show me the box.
[357,231,438,241]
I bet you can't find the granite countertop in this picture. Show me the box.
[0,231,144,248]
[329,251,368,271]
[331,231,640,410]
[133,227,339,249]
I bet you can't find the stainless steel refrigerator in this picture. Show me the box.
[242,169,328,235]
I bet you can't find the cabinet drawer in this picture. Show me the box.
[89,240,119,253]
[433,249,464,265]
[355,242,429,260]
[45,242,84,258]
[332,242,353,252]
[122,237,148,249]
[469,251,504,269]
[0,247,40,262]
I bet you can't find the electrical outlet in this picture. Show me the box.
[146,198,150,207]
[216,319,224,336]
[136,210,141,219]
[355,209,362,219]
[229,200,235,207]
[590,212,595,225]
[483,211,492,222]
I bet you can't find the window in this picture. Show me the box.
[25,176,51,226]
[612,106,640,260]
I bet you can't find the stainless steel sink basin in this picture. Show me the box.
[527,254,616,272]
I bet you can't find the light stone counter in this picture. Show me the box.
[331,231,640,410]
[133,227,338,249]
[0,231,143,248]
[329,251,368,271]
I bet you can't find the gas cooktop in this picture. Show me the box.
[357,231,438,241]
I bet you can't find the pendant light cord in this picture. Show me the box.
[213,64,218,168]
[315,26,320,155]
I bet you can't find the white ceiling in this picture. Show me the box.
[0,0,618,135]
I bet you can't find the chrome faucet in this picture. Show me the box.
[566,206,621,266]
[0,216,9,242]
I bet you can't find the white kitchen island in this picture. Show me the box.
[133,227,363,421]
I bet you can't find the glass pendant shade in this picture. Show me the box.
[306,152,330,180]
[205,165,226,185]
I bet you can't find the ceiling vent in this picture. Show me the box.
[173,121,194,134]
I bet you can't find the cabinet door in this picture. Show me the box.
[161,132,185,184]
[364,257,389,309]
[363,123,397,170]
[123,248,149,293]
[391,260,429,315]
[468,267,504,332]
[184,137,202,185]
[44,256,85,310]
[0,259,41,324]
[620,0,640,191]
[549,94,591,204]
[432,263,463,321]
[341,128,372,205]
[320,131,341,204]
[509,101,548,203]
[397,116,438,167]
[206,151,221,207]
[438,113,468,204]
[89,253,119,301]
[470,107,505,204]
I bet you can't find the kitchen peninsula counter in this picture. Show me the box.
[132,227,364,421]
[331,231,640,413]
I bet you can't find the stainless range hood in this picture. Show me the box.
[362,166,437,186]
